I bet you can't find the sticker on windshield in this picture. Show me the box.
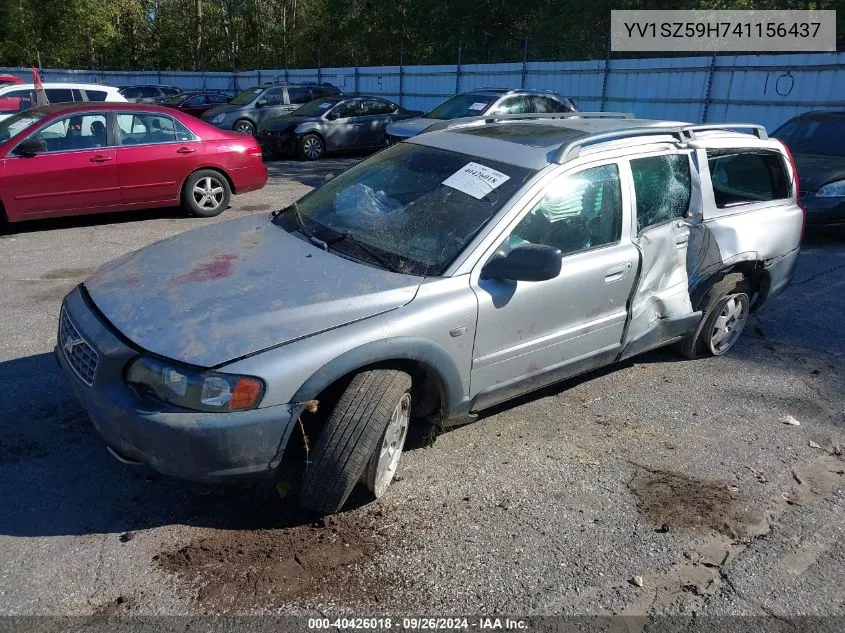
[443,162,510,200]
[468,102,487,111]
[319,102,331,108]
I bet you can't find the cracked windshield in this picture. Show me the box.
[277,143,535,275]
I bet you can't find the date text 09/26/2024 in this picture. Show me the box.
[307,618,528,630]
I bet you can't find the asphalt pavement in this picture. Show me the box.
[0,156,843,627]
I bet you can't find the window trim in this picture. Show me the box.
[506,162,626,259]
[10,111,117,156]
[461,158,633,279]
[113,111,200,147]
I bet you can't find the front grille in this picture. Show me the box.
[59,308,99,386]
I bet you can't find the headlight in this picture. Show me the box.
[816,179,845,198]
[125,356,264,412]
[212,113,225,124]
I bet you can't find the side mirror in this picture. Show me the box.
[16,138,47,157]
[326,112,340,121]
[481,243,562,282]
[323,173,335,184]
[255,99,266,108]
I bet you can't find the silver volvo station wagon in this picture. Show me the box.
[57,112,804,513]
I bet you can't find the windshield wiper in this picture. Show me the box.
[277,202,328,250]
[325,233,404,274]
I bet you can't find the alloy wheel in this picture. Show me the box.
[708,293,750,355]
[370,392,411,498]
[192,176,225,211]
[303,136,323,160]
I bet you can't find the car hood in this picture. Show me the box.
[263,115,318,131]
[84,214,423,367]
[792,153,845,193]
[201,102,244,119]
[386,117,438,139]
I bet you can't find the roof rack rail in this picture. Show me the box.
[434,111,635,133]
[554,122,770,163]
[682,124,768,139]
[554,126,688,163]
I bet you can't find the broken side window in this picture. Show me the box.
[631,154,691,233]
[707,150,790,208]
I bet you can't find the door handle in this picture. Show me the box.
[176,146,196,154]
[675,234,690,247]
[89,155,112,163]
[604,262,633,283]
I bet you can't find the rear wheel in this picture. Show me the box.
[300,369,412,514]
[298,133,324,161]
[677,272,751,359]
[181,169,231,218]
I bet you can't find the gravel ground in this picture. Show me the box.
[1,156,843,628]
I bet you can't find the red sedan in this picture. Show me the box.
[0,102,267,222]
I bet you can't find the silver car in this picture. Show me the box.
[386,88,578,142]
[56,113,803,514]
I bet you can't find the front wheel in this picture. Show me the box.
[298,133,324,161]
[233,119,256,135]
[300,369,412,514]
[181,170,231,218]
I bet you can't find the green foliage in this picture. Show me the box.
[0,0,841,70]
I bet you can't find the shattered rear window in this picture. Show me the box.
[630,154,691,232]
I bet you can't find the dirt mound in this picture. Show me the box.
[154,511,389,608]
[628,469,762,539]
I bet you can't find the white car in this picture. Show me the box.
[0,83,126,122]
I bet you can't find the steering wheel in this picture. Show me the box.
[544,216,591,253]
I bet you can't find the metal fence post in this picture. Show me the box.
[455,41,462,94]
[599,34,611,112]
[521,37,528,88]
[399,43,404,106]
[354,53,359,95]
[317,47,322,84]
[701,54,717,123]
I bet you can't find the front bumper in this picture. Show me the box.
[801,195,845,226]
[202,118,235,131]
[258,131,297,155]
[56,286,299,482]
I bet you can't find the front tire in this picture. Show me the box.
[298,133,324,161]
[677,273,751,359]
[233,119,256,135]
[181,170,231,218]
[300,369,412,514]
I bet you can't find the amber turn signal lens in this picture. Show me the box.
[230,377,264,410]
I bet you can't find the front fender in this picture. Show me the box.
[291,337,471,420]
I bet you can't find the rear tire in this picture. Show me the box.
[181,169,231,218]
[300,369,412,514]
[677,272,751,359]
